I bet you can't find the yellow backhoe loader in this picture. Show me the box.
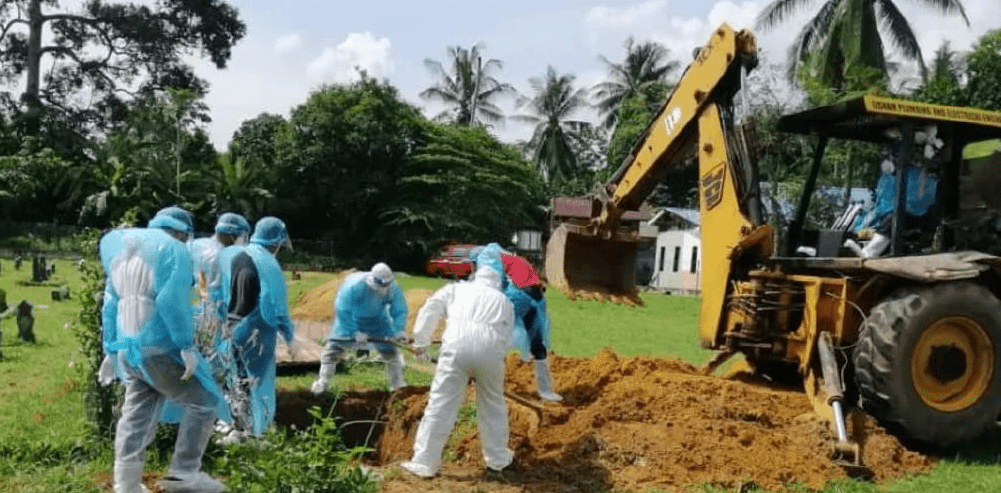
[547,23,1001,465]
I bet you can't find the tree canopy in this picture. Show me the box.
[756,0,969,89]
[0,0,245,140]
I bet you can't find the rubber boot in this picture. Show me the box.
[311,363,336,395]
[861,233,890,258]
[386,353,406,391]
[534,359,563,402]
[114,461,149,493]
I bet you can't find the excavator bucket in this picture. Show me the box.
[545,223,643,305]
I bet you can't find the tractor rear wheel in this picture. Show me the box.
[853,282,1001,447]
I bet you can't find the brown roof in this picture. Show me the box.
[550,196,650,221]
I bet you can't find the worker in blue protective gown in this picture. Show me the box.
[311,263,409,394]
[98,206,230,493]
[216,216,297,438]
[189,212,251,323]
[472,243,562,402]
[401,264,515,478]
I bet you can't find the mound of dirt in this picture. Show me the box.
[560,286,644,307]
[274,349,934,492]
[289,269,357,322]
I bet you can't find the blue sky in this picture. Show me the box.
[193,0,996,150]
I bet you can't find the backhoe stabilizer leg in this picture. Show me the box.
[817,332,868,473]
[699,350,736,376]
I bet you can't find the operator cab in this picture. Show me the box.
[773,95,1001,263]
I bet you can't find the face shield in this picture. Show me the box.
[366,273,394,296]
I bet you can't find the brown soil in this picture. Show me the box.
[273,349,935,493]
[560,286,644,307]
[289,269,358,322]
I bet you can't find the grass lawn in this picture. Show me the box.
[1,264,999,492]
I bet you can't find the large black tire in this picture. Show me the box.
[853,282,1001,447]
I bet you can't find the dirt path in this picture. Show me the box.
[274,350,934,492]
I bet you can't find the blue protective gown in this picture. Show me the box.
[217,243,295,436]
[189,235,227,322]
[854,163,938,232]
[474,243,551,360]
[327,271,407,351]
[99,227,231,424]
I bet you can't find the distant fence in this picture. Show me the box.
[0,221,89,256]
[0,221,84,240]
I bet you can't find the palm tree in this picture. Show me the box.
[929,40,963,84]
[756,0,969,88]
[591,37,680,129]
[514,66,592,184]
[420,43,516,127]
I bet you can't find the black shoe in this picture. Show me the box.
[486,461,521,481]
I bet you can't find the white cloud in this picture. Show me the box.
[274,34,303,55]
[307,32,394,85]
[585,1,668,29]
[707,1,761,30]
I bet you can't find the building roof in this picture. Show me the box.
[550,196,650,221]
[648,207,701,227]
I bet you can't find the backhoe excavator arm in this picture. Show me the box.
[592,25,759,236]
[545,24,770,306]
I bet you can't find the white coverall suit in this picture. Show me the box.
[401,265,515,477]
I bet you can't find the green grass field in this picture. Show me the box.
[1,264,1000,492]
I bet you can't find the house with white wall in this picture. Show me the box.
[648,207,701,293]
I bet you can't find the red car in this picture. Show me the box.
[425,244,475,278]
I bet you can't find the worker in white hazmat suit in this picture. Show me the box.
[311,262,409,394]
[400,264,515,478]
[215,216,297,438]
[98,206,230,493]
[472,243,562,402]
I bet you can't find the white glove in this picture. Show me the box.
[310,378,328,396]
[180,349,198,381]
[98,355,116,386]
[412,346,430,363]
[287,339,300,360]
[354,332,368,344]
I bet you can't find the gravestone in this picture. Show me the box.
[16,300,34,344]
[51,286,71,301]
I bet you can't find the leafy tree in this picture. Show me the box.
[0,0,245,136]
[961,29,1001,112]
[380,122,545,268]
[606,84,670,173]
[514,65,592,185]
[420,43,515,127]
[273,76,425,258]
[591,37,679,130]
[229,112,287,170]
[755,0,969,90]
[77,90,217,227]
[913,40,966,105]
[0,145,72,222]
[207,153,274,221]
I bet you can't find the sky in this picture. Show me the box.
[190,0,998,151]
